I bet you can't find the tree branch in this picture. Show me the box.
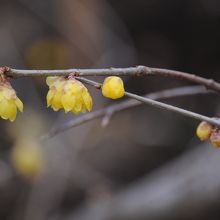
[77,77,220,126]
[3,66,220,132]
[42,86,214,140]
[5,66,220,93]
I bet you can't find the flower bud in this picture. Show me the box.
[102,76,125,99]
[196,121,213,141]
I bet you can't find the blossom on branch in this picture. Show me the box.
[196,121,213,141]
[46,76,92,114]
[196,121,220,148]
[102,76,125,99]
[0,75,23,122]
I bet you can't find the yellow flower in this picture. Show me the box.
[46,76,93,114]
[0,82,23,122]
[46,77,65,111]
[196,121,213,141]
[102,76,125,99]
[11,138,43,180]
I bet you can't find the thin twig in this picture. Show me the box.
[78,77,220,126]
[41,85,215,140]
[5,66,220,93]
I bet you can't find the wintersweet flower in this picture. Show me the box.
[46,77,65,111]
[11,138,43,180]
[61,78,92,114]
[46,76,92,114]
[102,76,125,99]
[0,78,23,122]
[196,121,213,141]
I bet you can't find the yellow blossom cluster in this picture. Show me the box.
[0,73,126,122]
[0,79,23,122]
[196,121,220,148]
[46,76,93,114]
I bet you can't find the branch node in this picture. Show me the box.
[95,85,102,90]
[73,71,80,77]
[68,72,80,79]
[207,79,215,87]
[0,66,10,75]
[136,65,152,76]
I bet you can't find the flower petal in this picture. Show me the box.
[0,99,16,121]
[15,98,23,112]
[46,77,58,87]
[61,92,76,113]
[51,91,63,111]
[46,90,54,107]
[82,90,92,111]
[0,91,4,102]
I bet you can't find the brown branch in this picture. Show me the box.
[5,65,220,93]
[41,85,215,140]
[3,66,219,136]
[78,77,220,125]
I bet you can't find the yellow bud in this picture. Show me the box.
[210,129,220,148]
[196,121,213,141]
[46,77,93,114]
[0,81,23,122]
[102,76,125,99]
[11,139,43,180]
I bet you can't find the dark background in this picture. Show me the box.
[0,1,220,220]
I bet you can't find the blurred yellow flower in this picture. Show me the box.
[0,81,23,122]
[11,138,43,180]
[46,76,92,114]
[196,121,213,141]
[102,76,125,99]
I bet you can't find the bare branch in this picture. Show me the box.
[5,66,220,93]
[78,77,220,126]
[3,66,220,135]
[42,85,215,140]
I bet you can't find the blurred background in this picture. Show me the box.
[0,0,220,220]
